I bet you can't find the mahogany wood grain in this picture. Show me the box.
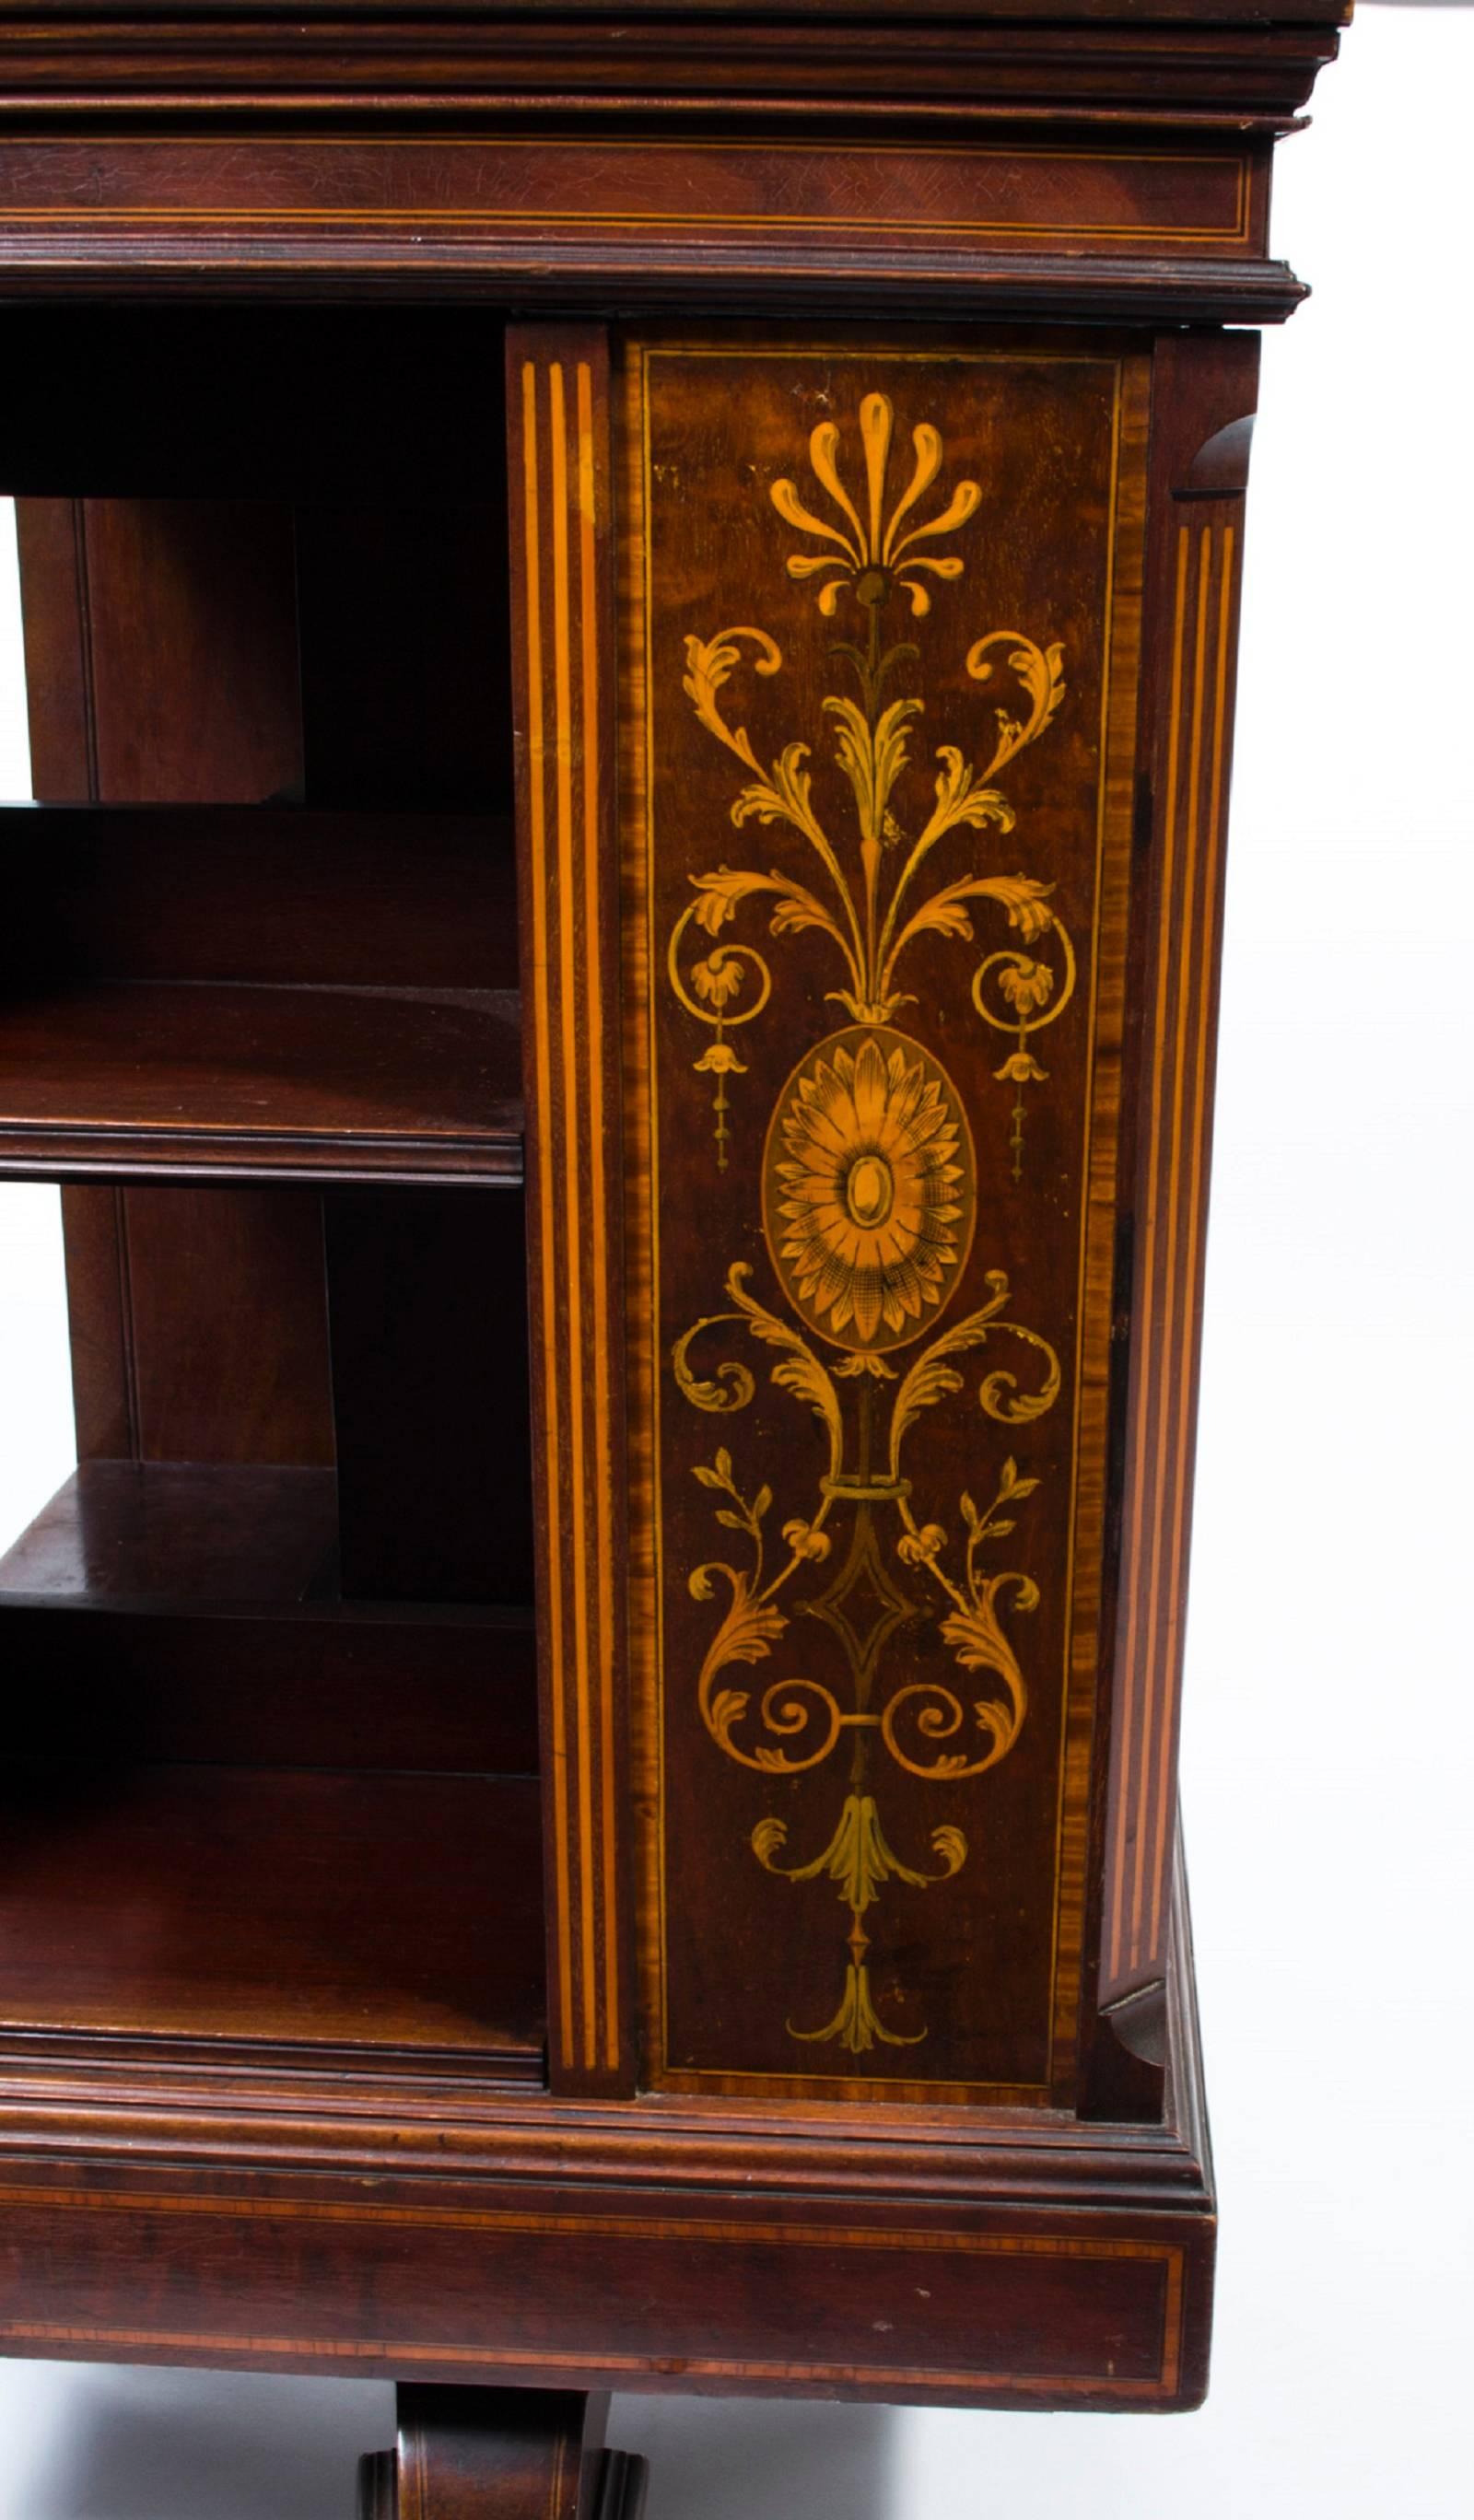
[0,0,1350,2434]
[357,2389,646,2520]
[123,1188,335,1464]
[371,2386,591,2520]
[59,1183,338,1467]
[0,2195,1205,2408]
[0,979,524,1185]
[0,133,1300,324]
[14,487,300,847]
[0,1847,1209,2199]
[0,1854,1211,2405]
[1086,329,1260,2087]
[0,132,1260,261]
[0,1463,338,1600]
[0,1,1351,19]
[59,1184,135,1459]
[0,1761,545,2062]
[28,498,302,803]
[0,10,1345,130]
[15,487,332,1486]
[12,498,95,797]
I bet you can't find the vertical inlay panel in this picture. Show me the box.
[1103,464,1248,2012]
[509,326,633,2095]
[621,334,1149,2105]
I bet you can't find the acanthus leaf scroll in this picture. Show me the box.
[671,391,1073,1170]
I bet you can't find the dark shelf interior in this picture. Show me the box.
[0,1463,544,2073]
[0,308,512,508]
[1,305,520,1187]
[0,305,549,2089]
[0,1463,539,1775]
[0,1760,545,2065]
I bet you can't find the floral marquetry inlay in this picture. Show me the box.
[670,392,1075,1184]
[764,1026,975,1352]
[659,383,1084,2063]
[633,339,1137,2098]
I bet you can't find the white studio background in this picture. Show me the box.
[0,7,1469,2514]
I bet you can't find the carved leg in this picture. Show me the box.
[358,2388,648,2520]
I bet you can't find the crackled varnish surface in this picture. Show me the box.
[619,336,1147,2102]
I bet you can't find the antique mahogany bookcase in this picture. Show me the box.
[0,2,1345,2505]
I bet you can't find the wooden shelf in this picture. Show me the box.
[0,1463,341,1604]
[0,981,524,1184]
[0,1466,541,1779]
[0,1466,545,2070]
[0,1760,546,2070]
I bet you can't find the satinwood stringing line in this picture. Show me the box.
[1108,521,1189,1985]
[575,357,623,2072]
[1130,523,1211,1956]
[1146,523,1235,1960]
[522,358,575,2065]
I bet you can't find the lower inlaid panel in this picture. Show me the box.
[620,333,1149,2101]
[0,2176,1199,2409]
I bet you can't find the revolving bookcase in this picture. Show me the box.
[0,2,1346,2501]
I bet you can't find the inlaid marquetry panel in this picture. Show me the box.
[621,334,1149,2102]
[508,327,634,2095]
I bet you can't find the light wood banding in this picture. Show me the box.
[509,330,632,2094]
[1105,500,1246,2005]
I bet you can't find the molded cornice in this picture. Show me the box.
[0,6,1349,134]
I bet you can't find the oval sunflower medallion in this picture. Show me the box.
[762,1025,977,1354]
